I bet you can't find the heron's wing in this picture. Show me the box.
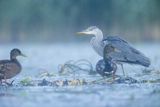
[103,36,130,52]
[103,36,150,67]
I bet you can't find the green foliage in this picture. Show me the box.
[20,77,33,86]
[0,0,159,42]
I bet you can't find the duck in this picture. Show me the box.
[0,48,26,84]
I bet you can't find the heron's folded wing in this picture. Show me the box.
[103,36,150,67]
[103,36,131,52]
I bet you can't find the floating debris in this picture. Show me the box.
[38,79,88,87]
[90,75,138,84]
[37,70,56,78]
[1,59,160,88]
[58,59,96,75]
[115,76,138,84]
[9,76,138,87]
[140,79,160,84]
[20,77,33,86]
[38,79,52,86]
[1,75,160,87]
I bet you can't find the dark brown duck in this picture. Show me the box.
[0,49,26,83]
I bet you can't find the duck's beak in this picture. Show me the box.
[21,53,27,57]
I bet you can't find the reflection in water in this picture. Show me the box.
[0,93,14,97]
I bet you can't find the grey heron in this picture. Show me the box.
[77,26,151,75]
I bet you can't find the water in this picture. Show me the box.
[0,43,160,107]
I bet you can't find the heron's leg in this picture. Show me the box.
[112,64,117,81]
[3,76,8,85]
[120,64,125,76]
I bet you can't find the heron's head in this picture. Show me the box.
[77,26,102,36]
[10,48,26,59]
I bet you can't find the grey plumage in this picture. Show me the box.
[103,36,150,67]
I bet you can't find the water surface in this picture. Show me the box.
[0,43,160,107]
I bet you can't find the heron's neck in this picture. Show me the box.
[90,30,104,56]
[94,29,104,42]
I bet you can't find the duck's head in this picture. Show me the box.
[10,48,26,59]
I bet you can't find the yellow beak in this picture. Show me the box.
[76,32,87,35]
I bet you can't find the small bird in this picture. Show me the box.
[96,59,117,77]
[77,26,151,75]
[0,48,26,84]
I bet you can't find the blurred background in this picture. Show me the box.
[0,0,160,44]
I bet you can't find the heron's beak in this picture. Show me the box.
[77,31,87,35]
[21,53,27,57]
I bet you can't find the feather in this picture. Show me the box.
[103,36,151,67]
